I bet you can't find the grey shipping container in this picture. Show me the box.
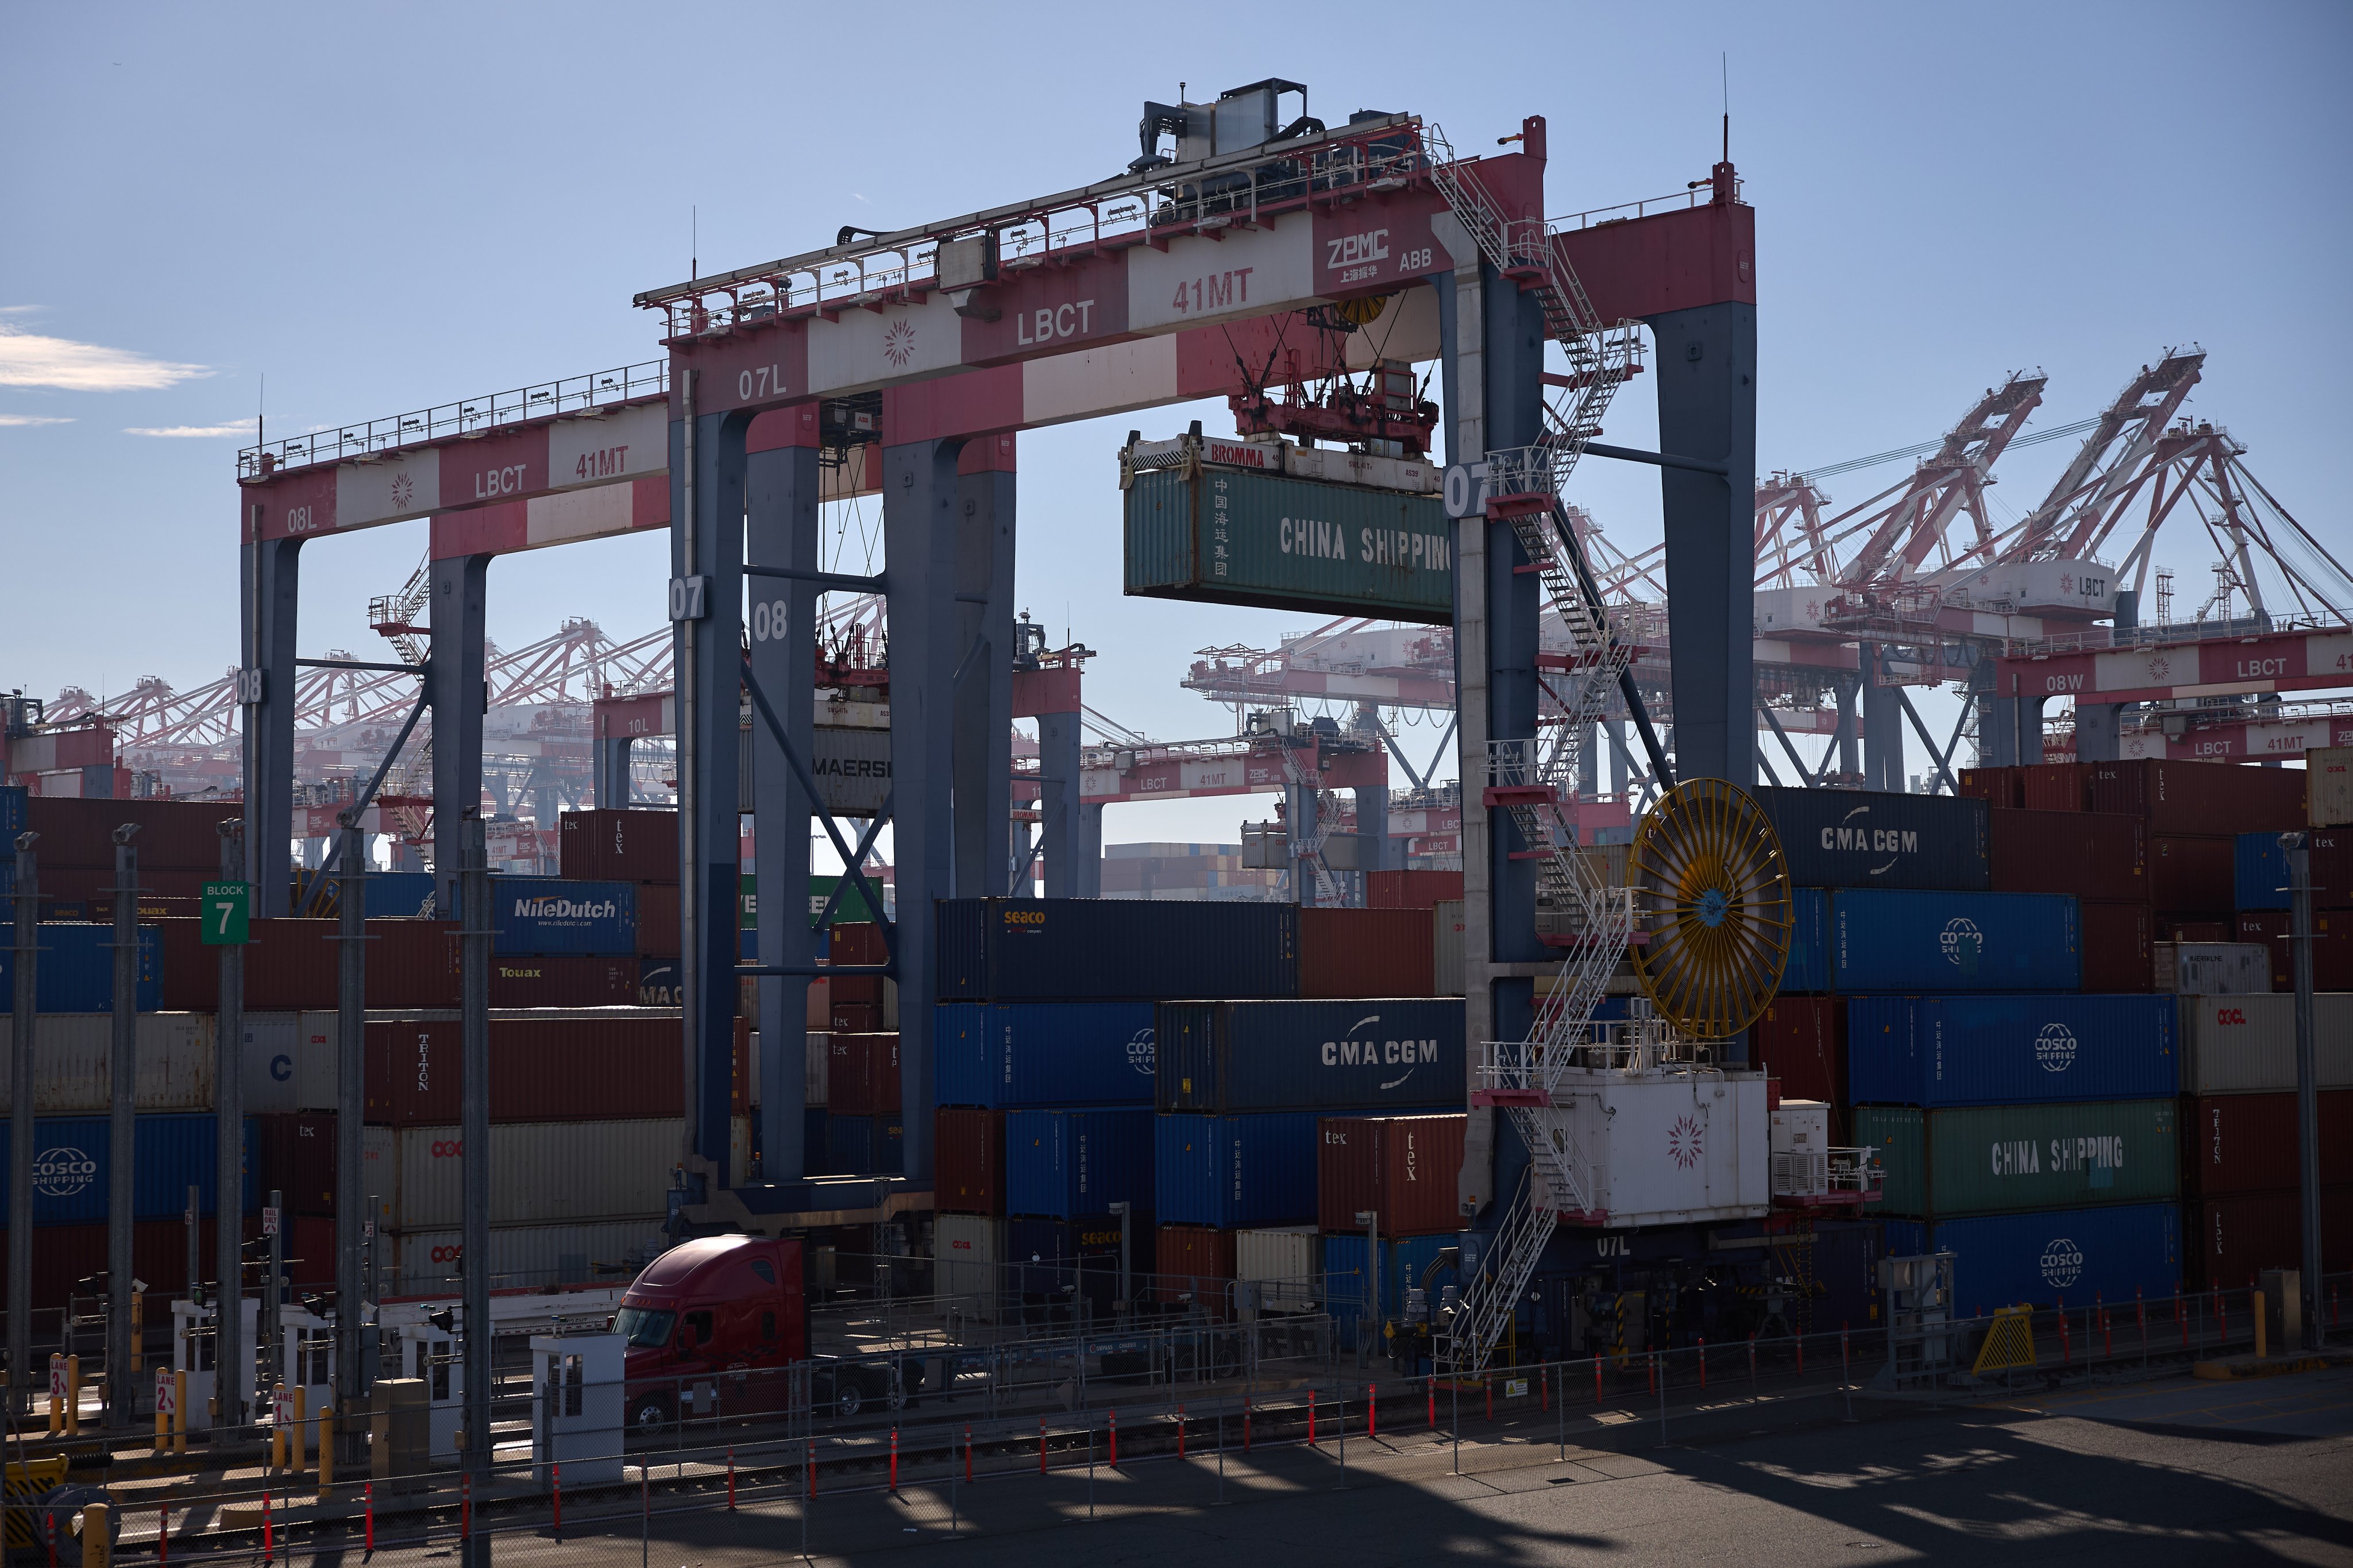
[2178,992,2353,1094]
[936,899,1298,1001]
[358,1118,747,1231]
[934,1212,1013,1320]
[1433,901,1465,996]
[1157,998,1466,1114]
[2153,943,2269,996]
[1753,787,1990,891]
[385,1220,668,1296]
[0,1013,216,1113]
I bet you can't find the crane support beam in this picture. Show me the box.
[1999,623,2353,708]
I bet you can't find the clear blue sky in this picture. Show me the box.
[4,3,2346,841]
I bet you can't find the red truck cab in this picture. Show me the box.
[616,1235,805,1429]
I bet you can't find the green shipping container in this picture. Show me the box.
[1858,1099,2178,1218]
[1123,466,1453,623]
[735,875,886,929]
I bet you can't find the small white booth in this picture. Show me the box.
[530,1333,625,1485]
[398,1320,467,1462]
[281,1303,338,1420]
[171,1297,260,1430]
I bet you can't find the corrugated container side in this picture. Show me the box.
[932,1002,1158,1108]
[1154,1112,1326,1228]
[826,1033,901,1115]
[0,1218,223,1310]
[1155,999,1465,1114]
[1368,870,1464,910]
[20,797,229,868]
[0,924,161,1012]
[935,899,1298,1001]
[558,809,681,883]
[1004,1108,1156,1219]
[1750,998,1843,1112]
[241,1013,298,1114]
[2231,829,2353,913]
[1433,901,1465,995]
[2079,901,2155,993]
[1005,1214,1138,1311]
[935,1107,1006,1215]
[2184,1185,2353,1291]
[1988,809,2146,899]
[2180,993,2353,1092]
[1314,1113,1465,1235]
[2312,747,2353,828]
[1845,995,2177,1106]
[1152,1224,1239,1307]
[1234,1227,1321,1310]
[0,1013,215,1112]
[1958,766,2023,809]
[1322,1233,1452,1329]
[934,1213,1013,1320]
[2231,909,2353,990]
[2179,1091,2353,1195]
[252,1111,337,1214]
[361,1118,746,1230]
[490,877,637,955]
[1753,787,1991,891]
[2088,760,2305,836]
[1857,1099,2178,1217]
[1781,889,1829,992]
[2153,943,2269,995]
[0,1113,252,1225]
[2019,763,2092,813]
[827,1114,903,1176]
[1297,907,1436,998]
[486,955,639,1007]
[362,1015,699,1126]
[383,1219,668,1296]
[1829,890,2080,992]
[1881,1203,2180,1314]
[163,919,461,1012]
[2148,836,2235,914]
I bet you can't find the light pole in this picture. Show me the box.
[1107,1203,1132,1315]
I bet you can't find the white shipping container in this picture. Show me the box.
[2312,747,2353,828]
[2155,943,2271,997]
[1769,1100,1833,1199]
[295,1010,340,1110]
[360,1118,749,1231]
[2181,992,2353,1094]
[934,1213,1010,1320]
[0,1013,216,1113]
[383,1220,668,1297]
[1235,1226,1322,1311]
[1434,900,1465,997]
[1534,1068,1771,1227]
[242,1013,299,1113]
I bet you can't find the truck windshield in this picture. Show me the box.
[615,1307,676,1348]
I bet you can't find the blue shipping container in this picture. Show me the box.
[935,899,1298,1001]
[1783,888,1829,992]
[365,871,440,918]
[1154,1113,1322,1228]
[1830,891,2079,992]
[1156,998,1465,1113]
[1322,1232,1453,1331]
[1005,1108,1156,1218]
[0,786,24,836]
[0,1114,253,1227]
[1883,1203,2180,1315]
[1006,1212,1143,1305]
[827,1114,903,1176]
[2234,833,2289,912]
[934,1003,1159,1109]
[1754,787,1991,892]
[1846,995,2178,1106]
[489,878,637,955]
[0,925,163,1013]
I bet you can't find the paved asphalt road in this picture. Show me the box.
[301,1368,2353,1566]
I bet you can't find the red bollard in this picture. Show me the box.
[1595,1358,1603,1405]
[1541,1369,1549,1412]
[1699,1337,1707,1390]
[727,1446,736,1510]
[808,1438,819,1497]
[48,1510,56,1568]
[1039,1418,1048,1474]
[1245,1392,1253,1451]
[1368,1383,1378,1438]
[461,1476,470,1543]
[2103,1307,2113,1361]
[1486,1377,1494,1420]
[1177,1406,1186,1459]
[1110,1409,1120,1469]
[890,1426,900,1492]
[158,1505,168,1568]
[2179,1296,2189,1349]
[1427,1376,1436,1428]
[549,1463,559,1540]
[263,1491,274,1563]
[2059,1310,2072,1362]
[966,1424,974,1483]
[1645,1357,1654,1395]
[1796,1336,1804,1375]
[1841,1328,1850,1382]
[1309,1389,1317,1447]
[2214,1288,2225,1338]
[367,1480,378,1551]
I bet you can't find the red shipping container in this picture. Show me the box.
[2165,918,2232,944]
[45,866,215,905]
[558,809,680,883]
[487,954,639,1007]
[2078,901,2155,992]
[635,882,681,957]
[827,1033,901,1115]
[2018,763,2092,813]
[1316,1113,1466,1235]
[935,1107,1006,1215]
[1154,1224,1238,1308]
[0,1218,229,1310]
[829,1002,884,1033]
[363,1013,691,1125]
[159,918,460,1011]
[2088,759,2305,835]
[830,975,885,1005]
[2180,1091,2353,1196]
[252,1111,338,1214]
[828,923,891,967]
[2147,836,2236,914]
[1988,810,2146,899]
[1367,870,1465,910]
[1750,997,1846,1109]
[2231,910,2353,991]
[2185,1186,2353,1291]
[1297,907,1436,999]
[22,797,238,870]
[1958,767,2022,809]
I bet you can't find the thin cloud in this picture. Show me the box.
[0,319,209,392]
[0,414,73,427]
[125,421,254,438]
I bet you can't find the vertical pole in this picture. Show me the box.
[460,813,492,1563]
[264,1194,282,1420]
[2285,832,2323,1350]
[9,831,37,1419]
[335,820,366,1424]
[213,822,244,1431]
[107,825,138,1427]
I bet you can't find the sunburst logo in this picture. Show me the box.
[2146,653,2173,682]
[389,472,413,509]
[1667,1115,1703,1170]
[882,319,916,366]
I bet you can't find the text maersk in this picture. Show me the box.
[1320,1037,1442,1069]
[1821,827,1920,855]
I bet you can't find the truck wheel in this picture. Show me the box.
[832,1381,865,1419]
[630,1394,674,1434]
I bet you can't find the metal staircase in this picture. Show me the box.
[1422,126,1653,1377]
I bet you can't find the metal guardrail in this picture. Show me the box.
[236,362,669,478]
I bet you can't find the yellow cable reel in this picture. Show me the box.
[1627,777,1793,1040]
